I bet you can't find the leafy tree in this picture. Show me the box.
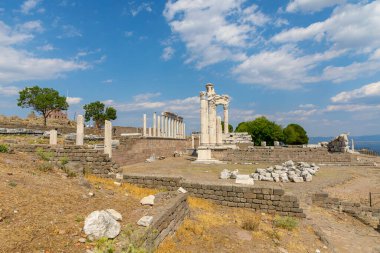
[221,121,234,133]
[235,116,284,146]
[283,123,309,145]
[17,86,68,126]
[83,101,117,129]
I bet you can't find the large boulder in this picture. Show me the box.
[83,210,121,239]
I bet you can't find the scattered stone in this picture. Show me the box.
[83,210,121,239]
[115,173,123,180]
[235,174,254,185]
[105,209,122,221]
[88,192,95,197]
[140,195,155,206]
[113,182,122,187]
[145,155,156,163]
[177,187,187,194]
[230,169,239,179]
[137,216,153,227]
[220,169,231,179]
[278,247,288,253]
[78,238,86,243]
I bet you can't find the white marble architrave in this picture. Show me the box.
[50,130,57,145]
[76,115,84,145]
[104,120,112,158]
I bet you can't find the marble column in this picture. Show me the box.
[223,105,229,134]
[216,116,223,145]
[352,139,355,152]
[176,120,179,139]
[143,114,147,137]
[157,116,161,137]
[183,123,186,138]
[165,116,168,137]
[104,120,112,158]
[148,127,152,137]
[49,130,57,145]
[208,100,217,145]
[200,92,209,145]
[76,115,84,146]
[153,112,156,137]
[191,134,195,148]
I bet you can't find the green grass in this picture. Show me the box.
[37,162,53,172]
[36,147,54,161]
[273,216,298,230]
[0,144,9,153]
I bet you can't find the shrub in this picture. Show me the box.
[95,237,115,253]
[36,147,53,161]
[241,216,261,231]
[273,216,298,230]
[283,123,309,145]
[0,144,9,153]
[60,156,69,167]
[37,162,53,172]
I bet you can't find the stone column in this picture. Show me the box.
[183,123,186,138]
[76,115,84,146]
[143,114,147,137]
[153,112,156,137]
[104,120,112,158]
[176,120,179,139]
[352,139,355,152]
[191,134,195,149]
[165,116,168,137]
[216,116,223,145]
[208,100,217,146]
[148,127,152,137]
[223,104,229,134]
[200,92,209,146]
[49,130,57,145]
[157,116,161,137]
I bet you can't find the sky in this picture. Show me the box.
[0,0,380,137]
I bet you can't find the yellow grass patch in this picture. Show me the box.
[188,196,216,211]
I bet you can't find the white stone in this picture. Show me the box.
[49,130,57,145]
[220,169,231,179]
[137,216,153,227]
[235,175,254,185]
[251,173,259,180]
[104,120,112,158]
[106,209,122,221]
[292,176,304,183]
[83,210,121,239]
[283,160,294,167]
[115,173,123,180]
[230,169,239,179]
[140,195,155,205]
[177,187,187,194]
[304,174,312,182]
[76,115,84,146]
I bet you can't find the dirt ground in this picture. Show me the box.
[0,152,158,253]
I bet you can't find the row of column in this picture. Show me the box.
[142,113,186,139]
[200,92,227,146]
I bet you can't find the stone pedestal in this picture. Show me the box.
[192,147,225,164]
[104,120,112,158]
[49,130,57,145]
[76,115,84,146]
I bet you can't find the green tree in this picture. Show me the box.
[17,86,68,126]
[83,101,117,129]
[221,121,234,133]
[283,123,309,145]
[235,116,284,146]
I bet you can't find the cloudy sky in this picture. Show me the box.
[1,0,380,136]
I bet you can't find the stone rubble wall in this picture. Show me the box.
[327,134,349,153]
[10,144,120,176]
[123,174,305,218]
[312,193,380,231]
[130,193,189,252]
[223,132,252,144]
[212,147,358,164]
[113,137,190,166]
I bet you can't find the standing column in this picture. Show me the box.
[76,115,84,145]
[208,100,216,145]
[352,139,355,152]
[143,114,147,137]
[49,130,57,145]
[157,116,161,137]
[200,92,209,146]
[148,127,152,137]
[176,120,179,139]
[168,118,171,138]
[183,123,186,139]
[165,116,168,137]
[216,116,223,145]
[104,120,112,158]
[223,104,229,134]
[153,112,156,137]
[191,134,195,148]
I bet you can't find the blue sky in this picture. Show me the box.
[1,0,380,136]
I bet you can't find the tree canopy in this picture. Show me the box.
[283,123,309,145]
[17,86,68,126]
[83,101,117,128]
[235,116,284,146]
[221,121,234,133]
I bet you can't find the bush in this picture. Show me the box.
[283,123,308,145]
[0,144,9,153]
[37,162,53,172]
[273,216,298,230]
[60,156,69,167]
[95,237,115,253]
[241,216,261,231]
[36,147,53,161]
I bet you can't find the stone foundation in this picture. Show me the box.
[123,174,305,217]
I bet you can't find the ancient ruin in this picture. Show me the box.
[142,111,185,139]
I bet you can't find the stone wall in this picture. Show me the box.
[312,193,380,231]
[123,174,305,217]
[113,137,190,166]
[212,147,357,164]
[130,192,189,251]
[10,144,120,176]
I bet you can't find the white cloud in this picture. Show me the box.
[126,2,153,17]
[299,104,316,109]
[0,86,20,96]
[274,2,380,53]
[232,46,343,89]
[21,0,42,14]
[326,104,380,112]
[102,79,113,84]
[17,20,44,33]
[124,31,133,37]
[58,25,82,38]
[0,21,33,46]
[164,0,269,68]
[133,92,161,101]
[331,81,380,103]
[286,0,345,13]
[37,43,55,51]
[66,97,82,105]
[161,46,174,61]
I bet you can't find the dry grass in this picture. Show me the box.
[85,175,160,199]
